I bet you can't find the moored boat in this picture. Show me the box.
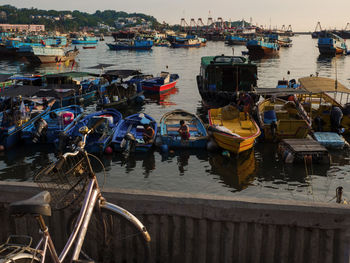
[58,108,122,153]
[208,105,260,154]
[257,97,311,141]
[318,32,347,55]
[112,113,157,153]
[196,55,258,108]
[246,37,279,55]
[21,105,84,144]
[83,46,96,49]
[106,38,153,50]
[159,109,208,148]
[72,36,98,44]
[141,72,179,93]
[225,35,247,45]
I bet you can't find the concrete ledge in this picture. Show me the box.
[0,181,350,262]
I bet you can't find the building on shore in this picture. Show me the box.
[0,24,45,32]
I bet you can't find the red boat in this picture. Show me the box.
[83,46,96,49]
[141,72,179,93]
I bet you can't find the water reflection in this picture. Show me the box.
[145,87,178,106]
[111,150,156,177]
[209,149,256,191]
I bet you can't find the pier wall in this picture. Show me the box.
[0,181,350,263]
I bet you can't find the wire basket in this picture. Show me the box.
[34,152,90,210]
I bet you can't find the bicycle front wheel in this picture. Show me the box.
[68,205,151,263]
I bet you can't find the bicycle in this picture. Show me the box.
[0,120,151,263]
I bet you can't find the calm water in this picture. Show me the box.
[1,35,350,203]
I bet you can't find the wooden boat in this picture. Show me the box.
[21,105,84,144]
[257,98,311,141]
[297,76,350,134]
[196,55,258,108]
[141,72,179,93]
[58,109,122,153]
[0,103,52,149]
[83,46,96,49]
[208,105,260,154]
[159,109,208,148]
[246,37,279,55]
[112,113,157,152]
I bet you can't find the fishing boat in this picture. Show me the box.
[170,38,201,48]
[318,32,347,55]
[17,45,79,64]
[106,38,153,50]
[208,105,260,154]
[225,35,247,45]
[268,34,292,47]
[72,36,98,44]
[112,113,157,153]
[58,109,122,153]
[97,82,145,111]
[257,97,311,141]
[196,55,258,108]
[246,37,279,55]
[159,109,208,148]
[21,105,84,144]
[141,72,179,93]
[297,76,350,134]
[83,46,96,49]
[0,102,52,149]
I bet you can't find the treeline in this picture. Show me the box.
[0,5,160,31]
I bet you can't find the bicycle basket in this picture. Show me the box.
[34,152,90,210]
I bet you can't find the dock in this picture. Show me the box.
[279,138,330,163]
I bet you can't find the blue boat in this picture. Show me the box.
[72,36,98,44]
[159,109,208,148]
[59,109,122,153]
[0,105,51,149]
[106,38,153,50]
[246,37,279,55]
[21,105,84,144]
[225,35,247,45]
[112,113,157,153]
[318,32,347,55]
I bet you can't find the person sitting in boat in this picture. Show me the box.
[330,106,344,134]
[143,124,155,144]
[178,120,190,140]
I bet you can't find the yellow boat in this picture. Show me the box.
[298,76,350,133]
[257,98,311,141]
[208,105,260,154]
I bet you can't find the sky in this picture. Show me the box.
[1,0,350,32]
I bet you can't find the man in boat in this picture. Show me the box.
[330,106,344,134]
[143,123,155,144]
[237,92,253,119]
[178,120,190,140]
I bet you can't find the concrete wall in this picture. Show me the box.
[0,181,350,263]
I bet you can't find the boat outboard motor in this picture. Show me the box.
[32,118,48,143]
[120,132,136,157]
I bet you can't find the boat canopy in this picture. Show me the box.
[298,77,350,93]
[255,88,311,96]
[0,85,43,97]
[44,71,94,79]
[103,69,142,79]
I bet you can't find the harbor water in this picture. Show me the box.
[1,35,350,203]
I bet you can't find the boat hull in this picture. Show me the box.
[246,45,279,55]
[142,81,177,93]
[208,107,261,154]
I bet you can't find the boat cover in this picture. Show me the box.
[299,77,349,93]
